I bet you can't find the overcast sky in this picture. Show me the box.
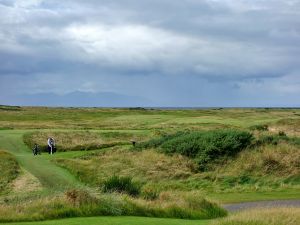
[0,0,299,107]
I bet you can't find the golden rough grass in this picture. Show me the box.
[211,207,300,225]
[11,168,42,193]
[216,144,300,177]
[25,131,149,150]
[269,118,300,137]
[130,190,206,209]
[56,149,195,185]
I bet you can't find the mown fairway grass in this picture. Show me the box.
[0,130,83,191]
[0,216,209,225]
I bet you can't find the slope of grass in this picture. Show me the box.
[0,150,20,194]
[54,143,300,202]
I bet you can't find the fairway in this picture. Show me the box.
[0,130,83,191]
[0,216,209,225]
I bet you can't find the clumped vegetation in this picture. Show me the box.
[102,175,141,197]
[0,151,20,194]
[210,144,300,191]
[0,189,226,222]
[23,131,149,152]
[136,130,253,171]
[255,133,300,147]
[249,124,268,131]
[212,207,300,225]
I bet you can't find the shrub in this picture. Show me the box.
[249,124,269,131]
[161,130,253,170]
[102,175,141,197]
[135,131,187,150]
[255,134,300,147]
[278,131,286,136]
[138,130,253,171]
[255,135,279,146]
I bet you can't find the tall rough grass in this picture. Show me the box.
[102,175,141,197]
[54,149,195,186]
[0,150,20,193]
[0,189,226,222]
[23,131,148,152]
[211,207,300,225]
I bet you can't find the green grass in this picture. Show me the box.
[0,130,83,191]
[0,216,210,225]
[0,107,299,130]
[207,189,300,203]
[0,130,226,222]
[0,150,20,194]
[0,107,299,223]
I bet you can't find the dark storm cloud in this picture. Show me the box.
[0,0,299,106]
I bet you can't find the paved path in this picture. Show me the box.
[223,199,300,212]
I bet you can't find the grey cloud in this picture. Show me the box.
[0,0,299,106]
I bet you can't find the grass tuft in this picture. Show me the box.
[102,175,141,197]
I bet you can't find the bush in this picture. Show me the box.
[249,124,269,131]
[256,135,279,146]
[136,130,253,171]
[278,131,286,136]
[254,134,300,147]
[102,175,141,197]
[135,131,186,150]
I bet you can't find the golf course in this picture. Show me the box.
[0,106,299,225]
